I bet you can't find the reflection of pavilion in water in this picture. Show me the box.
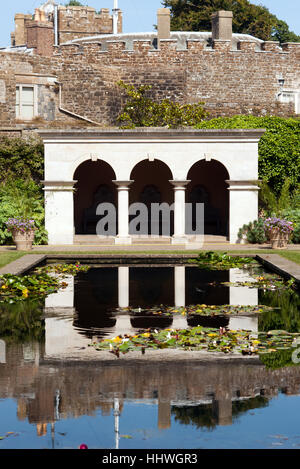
[0,265,267,443]
[1,342,300,444]
[44,266,259,356]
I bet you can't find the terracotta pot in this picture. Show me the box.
[12,229,35,251]
[269,230,290,249]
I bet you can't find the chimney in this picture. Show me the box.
[157,8,171,40]
[14,14,31,46]
[211,10,233,41]
[26,22,54,56]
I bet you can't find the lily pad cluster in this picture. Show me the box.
[34,262,90,276]
[0,263,90,304]
[223,274,296,292]
[190,251,256,270]
[90,326,299,358]
[0,273,65,303]
[120,304,274,317]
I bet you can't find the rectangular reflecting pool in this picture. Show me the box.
[1,262,300,449]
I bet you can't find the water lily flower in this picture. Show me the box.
[22,288,29,298]
[112,336,122,343]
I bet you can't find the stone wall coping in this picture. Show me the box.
[38,128,266,141]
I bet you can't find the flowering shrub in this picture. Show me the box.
[264,217,294,235]
[6,217,35,233]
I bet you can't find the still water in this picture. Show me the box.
[1,264,300,449]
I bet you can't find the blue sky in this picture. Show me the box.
[0,0,299,48]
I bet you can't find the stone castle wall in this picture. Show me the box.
[57,6,122,44]
[0,37,299,128]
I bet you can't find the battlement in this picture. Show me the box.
[58,5,122,43]
[11,3,123,49]
[55,35,300,57]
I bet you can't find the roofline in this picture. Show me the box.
[38,127,266,142]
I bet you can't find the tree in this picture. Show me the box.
[162,0,300,43]
[65,1,84,6]
[116,81,208,128]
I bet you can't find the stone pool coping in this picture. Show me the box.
[42,347,261,364]
[0,253,300,286]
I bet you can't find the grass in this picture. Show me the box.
[0,252,26,269]
[278,252,300,265]
[0,249,300,268]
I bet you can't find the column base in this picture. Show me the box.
[115,236,132,245]
[171,236,188,245]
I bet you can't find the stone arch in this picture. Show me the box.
[129,159,174,236]
[187,159,230,236]
[73,160,117,234]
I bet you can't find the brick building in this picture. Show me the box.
[0,2,299,245]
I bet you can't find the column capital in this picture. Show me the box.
[226,180,260,191]
[113,180,134,190]
[169,180,191,190]
[42,180,77,191]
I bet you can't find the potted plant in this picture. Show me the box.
[264,217,294,249]
[6,217,36,250]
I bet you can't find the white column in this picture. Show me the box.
[118,266,129,308]
[226,180,260,244]
[43,181,76,245]
[113,181,133,245]
[229,268,258,306]
[45,275,75,310]
[170,180,190,244]
[174,266,185,308]
[0,340,6,364]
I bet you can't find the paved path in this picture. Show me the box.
[0,254,46,275]
[0,243,299,252]
[257,254,300,284]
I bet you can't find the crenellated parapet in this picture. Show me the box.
[55,35,300,58]
[58,6,122,43]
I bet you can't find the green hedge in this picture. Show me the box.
[195,116,300,195]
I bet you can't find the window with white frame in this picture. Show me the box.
[15,85,35,120]
[280,90,295,104]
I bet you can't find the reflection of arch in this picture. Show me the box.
[74,268,118,339]
[73,160,116,234]
[130,160,173,235]
[187,160,229,236]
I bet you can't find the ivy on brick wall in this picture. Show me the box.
[195,115,300,195]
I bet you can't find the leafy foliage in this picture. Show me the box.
[0,272,63,303]
[223,273,297,292]
[117,81,208,128]
[123,303,274,317]
[65,1,84,6]
[90,325,300,357]
[34,262,90,276]
[0,178,47,245]
[162,0,300,43]
[238,218,267,244]
[0,137,44,185]
[0,299,45,344]
[190,251,255,269]
[259,289,300,333]
[195,115,300,195]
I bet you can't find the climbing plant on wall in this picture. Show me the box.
[195,115,300,195]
